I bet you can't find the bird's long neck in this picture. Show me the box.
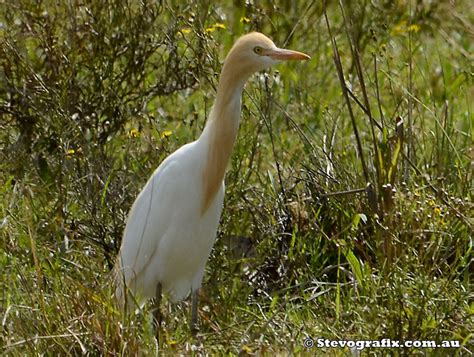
[199,61,249,214]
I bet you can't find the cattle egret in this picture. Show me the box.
[114,32,309,333]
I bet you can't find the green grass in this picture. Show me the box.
[1,0,472,355]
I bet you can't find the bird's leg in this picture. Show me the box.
[190,289,199,335]
[153,282,162,340]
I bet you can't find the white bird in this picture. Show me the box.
[114,32,309,332]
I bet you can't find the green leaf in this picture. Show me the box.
[352,213,367,228]
[344,248,365,291]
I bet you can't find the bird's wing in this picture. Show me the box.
[116,142,201,302]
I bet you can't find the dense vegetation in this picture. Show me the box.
[1,0,472,355]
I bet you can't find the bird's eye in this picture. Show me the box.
[253,46,263,55]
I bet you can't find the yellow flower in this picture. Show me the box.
[128,128,140,138]
[240,345,252,354]
[161,130,172,138]
[391,20,407,36]
[433,207,441,215]
[240,16,250,23]
[178,27,192,36]
[206,23,226,32]
[213,23,226,29]
[408,24,420,33]
[66,148,82,158]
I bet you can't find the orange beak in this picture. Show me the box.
[267,48,311,61]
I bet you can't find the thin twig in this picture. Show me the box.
[323,8,370,183]
[4,333,91,350]
[339,0,382,190]
[322,187,367,197]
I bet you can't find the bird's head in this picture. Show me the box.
[223,32,310,78]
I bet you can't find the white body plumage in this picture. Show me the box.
[116,121,227,305]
